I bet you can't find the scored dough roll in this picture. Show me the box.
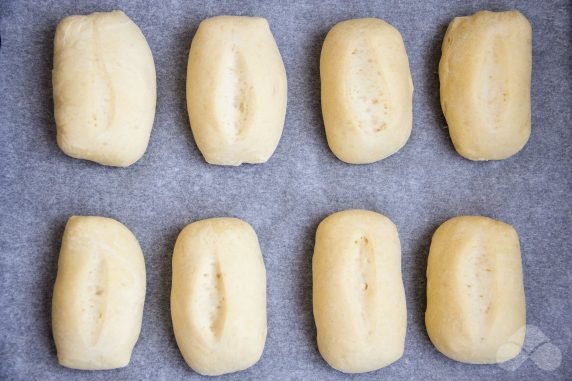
[171,218,267,376]
[313,210,406,373]
[439,10,532,160]
[186,16,287,165]
[320,18,413,164]
[425,216,526,364]
[52,216,146,370]
[53,11,156,167]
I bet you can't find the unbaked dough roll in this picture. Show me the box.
[53,11,156,167]
[186,16,287,165]
[320,18,413,164]
[171,218,267,375]
[425,216,526,364]
[52,216,146,370]
[313,210,406,373]
[439,10,532,160]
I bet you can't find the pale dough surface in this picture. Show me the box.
[51,216,146,370]
[312,209,406,373]
[439,10,532,160]
[186,16,287,165]
[425,216,526,364]
[320,18,413,164]
[53,10,156,167]
[171,217,267,376]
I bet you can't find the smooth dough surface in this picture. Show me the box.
[171,218,267,375]
[53,10,157,167]
[425,216,526,364]
[439,10,532,160]
[320,18,413,164]
[313,209,406,373]
[52,216,146,370]
[186,16,287,165]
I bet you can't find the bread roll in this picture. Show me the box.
[313,209,406,373]
[52,216,146,370]
[171,218,267,375]
[53,11,156,167]
[186,16,287,165]
[425,216,526,363]
[439,10,532,160]
[320,18,413,164]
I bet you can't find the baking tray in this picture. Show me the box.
[0,0,570,379]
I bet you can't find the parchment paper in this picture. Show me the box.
[0,0,571,380]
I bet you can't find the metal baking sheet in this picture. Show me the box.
[0,0,570,379]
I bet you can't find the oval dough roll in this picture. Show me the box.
[439,10,532,160]
[186,16,287,165]
[52,216,146,370]
[171,217,267,375]
[425,216,526,363]
[320,18,413,164]
[53,11,157,167]
[313,209,406,373]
